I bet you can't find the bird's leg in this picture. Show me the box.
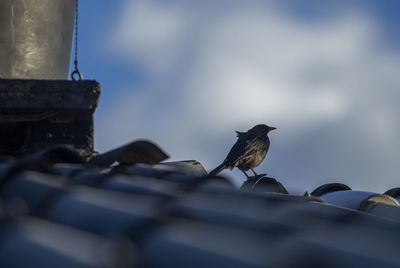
[250,168,258,176]
[240,169,250,179]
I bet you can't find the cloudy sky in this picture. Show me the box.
[75,0,400,193]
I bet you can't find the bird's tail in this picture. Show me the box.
[209,163,226,176]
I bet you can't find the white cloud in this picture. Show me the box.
[112,1,186,78]
[97,0,400,192]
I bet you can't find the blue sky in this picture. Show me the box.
[73,0,400,193]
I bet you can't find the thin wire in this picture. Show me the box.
[74,0,78,69]
[71,0,82,81]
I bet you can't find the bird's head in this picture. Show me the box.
[250,124,277,135]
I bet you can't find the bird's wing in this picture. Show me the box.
[235,138,267,162]
[224,136,267,167]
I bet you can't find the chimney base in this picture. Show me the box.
[0,79,100,159]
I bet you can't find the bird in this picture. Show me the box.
[209,124,276,178]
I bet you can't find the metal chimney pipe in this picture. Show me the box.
[0,0,75,79]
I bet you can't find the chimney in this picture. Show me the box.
[0,0,100,159]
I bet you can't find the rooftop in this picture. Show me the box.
[0,140,399,267]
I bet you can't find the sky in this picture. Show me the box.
[73,0,400,193]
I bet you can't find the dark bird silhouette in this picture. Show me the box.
[209,124,276,178]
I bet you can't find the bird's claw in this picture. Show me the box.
[247,173,267,181]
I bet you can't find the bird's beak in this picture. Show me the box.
[269,127,277,131]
